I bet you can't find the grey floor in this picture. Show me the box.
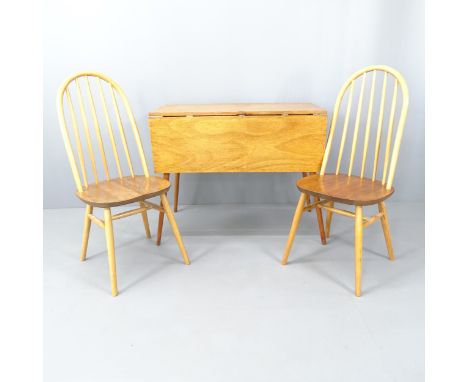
[44,202,424,382]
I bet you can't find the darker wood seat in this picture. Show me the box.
[297,174,394,206]
[76,176,170,207]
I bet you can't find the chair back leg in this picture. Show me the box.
[139,201,151,238]
[314,196,327,245]
[80,204,93,261]
[378,202,395,260]
[301,173,311,210]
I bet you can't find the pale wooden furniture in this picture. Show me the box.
[282,65,409,297]
[57,72,190,297]
[149,103,328,243]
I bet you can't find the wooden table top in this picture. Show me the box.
[149,102,328,173]
[149,103,327,117]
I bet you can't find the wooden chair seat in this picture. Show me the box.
[76,175,170,207]
[297,174,394,206]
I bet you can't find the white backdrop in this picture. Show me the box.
[44,0,424,208]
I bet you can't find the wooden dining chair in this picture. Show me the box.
[282,65,409,297]
[57,72,190,296]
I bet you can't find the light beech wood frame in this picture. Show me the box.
[282,65,409,297]
[57,72,190,296]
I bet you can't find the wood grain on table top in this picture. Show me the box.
[150,114,327,173]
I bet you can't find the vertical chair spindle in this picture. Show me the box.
[348,73,367,176]
[320,93,344,175]
[372,72,388,181]
[360,70,377,178]
[116,84,150,177]
[110,85,134,177]
[98,79,123,179]
[335,81,355,174]
[75,79,99,184]
[382,79,399,185]
[58,95,83,192]
[86,77,110,181]
[66,88,88,188]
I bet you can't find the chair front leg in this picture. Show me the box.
[139,202,151,238]
[80,204,93,261]
[378,201,395,260]
[354,205,363,297]
[104,208,118,297]
[160,193,190,265]
[281,193,306,265]
[314,196,327,245]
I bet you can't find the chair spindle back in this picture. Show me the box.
[57,72,149,193]
[320,65,409,190]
